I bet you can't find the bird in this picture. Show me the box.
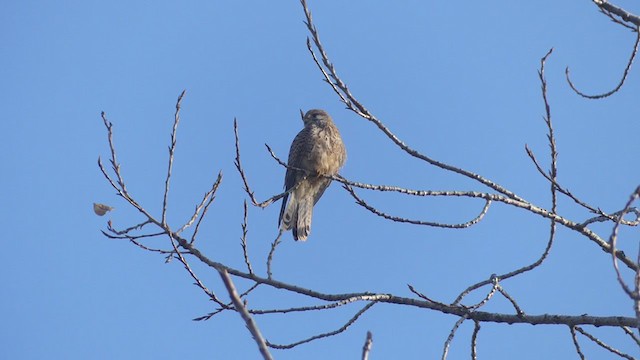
[93,202,114,216]
[278,109,346,241]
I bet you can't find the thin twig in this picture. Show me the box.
[362,331,373,360]
[575,326,636,359]
[471,321,480,360]
[162,90,186,225]
[106,219,153,235]
[566,29,639,99]
[442,315,468,360]
[190,172,223,244]
[582,207,640,227]
[98,113,156,220]
[168,233,229,309]
[465,281,498,311]
[621,326,640,346]
[240,200,254,274]
[234,122,300,208]
[250,294,391,315]
[178,171,222,235]
[539,48,559,280]
[344,183,491,229]
[525,145,597,213]
[193,283,261,322]
[267,231,283,279]
[609,186,640,300]
[266,302,376,349]
[569,326,587,360]
[407,284,449,308]
[497,285,525,317]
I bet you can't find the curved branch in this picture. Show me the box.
[343,184,491,229]
[266,302,376,349]
[566,29,639,99]
[608,186,640,303]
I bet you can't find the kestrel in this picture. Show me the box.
[278,109,346,241]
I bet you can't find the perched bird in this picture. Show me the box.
[278,109,346,241]
[93,202,114,216]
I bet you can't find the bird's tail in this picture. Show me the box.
[281,193,312,241]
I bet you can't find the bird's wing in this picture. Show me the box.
[312,177,332,206]
[279,126,311,227]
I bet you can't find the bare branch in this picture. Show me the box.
[98,105,640,327]
[172,234,638,327]
[299,0,527,203]
[218,269,273,360]
[442,316,468,360]
[569,326,587,360]
[267,231,283,279]
[496,284,525,317]
[526,145,602,209]
[575,326,636,359]
[96,3,640,352]
[189,172,223,243]
[266,302,376,349]
[162,90,186,225]
[106,219,153,235]
[539,48,559,254]
[343,183,492,229]
[194,283,261,322]
[98,113,159,221]
[566,29,639,99]
[525,145,598,213]
[582,207,640,227]
[178,171,222,235]
[407,284,449,308]
[593,0,640,28]
[609,186,640,303]
[471,321,480,360]
[465,279,499,311]
[266,141,637,270]
[234,125,311,213]
[361,331,373,360]
[622,326,640,346]
[240,200,254,275]
[250,295,388,315]
[168,234,229,309]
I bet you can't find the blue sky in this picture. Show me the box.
[2,1,639,359]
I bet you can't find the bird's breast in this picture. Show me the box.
[305,125,345,176]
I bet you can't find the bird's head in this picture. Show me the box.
[302,109,331,126]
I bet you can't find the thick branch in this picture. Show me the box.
[218,269,273,360]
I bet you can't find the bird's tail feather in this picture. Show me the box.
[293,197,312,241]
[281,193,296,231]
[281,192,313,241]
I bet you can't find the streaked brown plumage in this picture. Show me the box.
[278,109,346,241]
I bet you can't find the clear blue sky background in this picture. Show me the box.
[2,1,639,359]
